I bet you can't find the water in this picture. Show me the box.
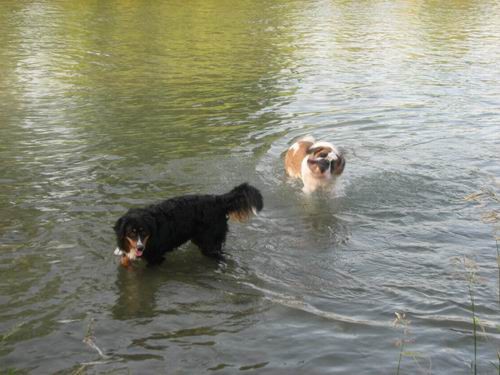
[1,1,499,373]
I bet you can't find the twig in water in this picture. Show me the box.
[496,239,500,307]
[83,318,108,359]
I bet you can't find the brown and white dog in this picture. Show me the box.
[284,136,345,194]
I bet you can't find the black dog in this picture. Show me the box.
[113,183,263,265]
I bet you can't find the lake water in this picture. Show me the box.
[1,1,499,374]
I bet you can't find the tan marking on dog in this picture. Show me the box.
[309,145,335,159]
[228,208,255,222]
[285,139,314,178]
[124,236,135,253]
[120,256,131,267]
[123,235,150,260]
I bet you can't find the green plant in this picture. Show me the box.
[453,256,480,375]
[393,311,411,375]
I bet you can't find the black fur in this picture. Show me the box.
[114,183,263,265]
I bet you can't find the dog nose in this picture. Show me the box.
[317,159,330,173]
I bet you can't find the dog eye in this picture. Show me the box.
[319,153,328,158]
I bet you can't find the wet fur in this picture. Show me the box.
[284,136,345,193]
[113,183,263,265]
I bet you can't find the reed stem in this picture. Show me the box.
[468,281,477,375]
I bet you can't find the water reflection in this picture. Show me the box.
[1,0,499,373]
[112,265,158,320]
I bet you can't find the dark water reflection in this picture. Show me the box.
[1,0,499,373]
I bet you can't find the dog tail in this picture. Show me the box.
[221,183,263,222]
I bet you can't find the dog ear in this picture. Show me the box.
[333,154,346,175]
[113,217,127,250]
[113,217,125,237]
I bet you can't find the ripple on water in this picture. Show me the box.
[1,0,500,373]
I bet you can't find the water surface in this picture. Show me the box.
[1,1,499,374]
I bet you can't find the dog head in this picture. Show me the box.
[305,141,345,178]
[113,209,156,261]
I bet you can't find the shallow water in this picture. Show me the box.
[1,0,499,374]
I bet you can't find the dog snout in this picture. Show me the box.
[137,238,145,250]
[317,159,330,173]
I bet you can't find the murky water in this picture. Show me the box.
[1,1,499,373]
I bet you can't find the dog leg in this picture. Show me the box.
[201,246,225,261]
[192,223,228,261]
[192,237,225,261]
[143,252,166,266]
